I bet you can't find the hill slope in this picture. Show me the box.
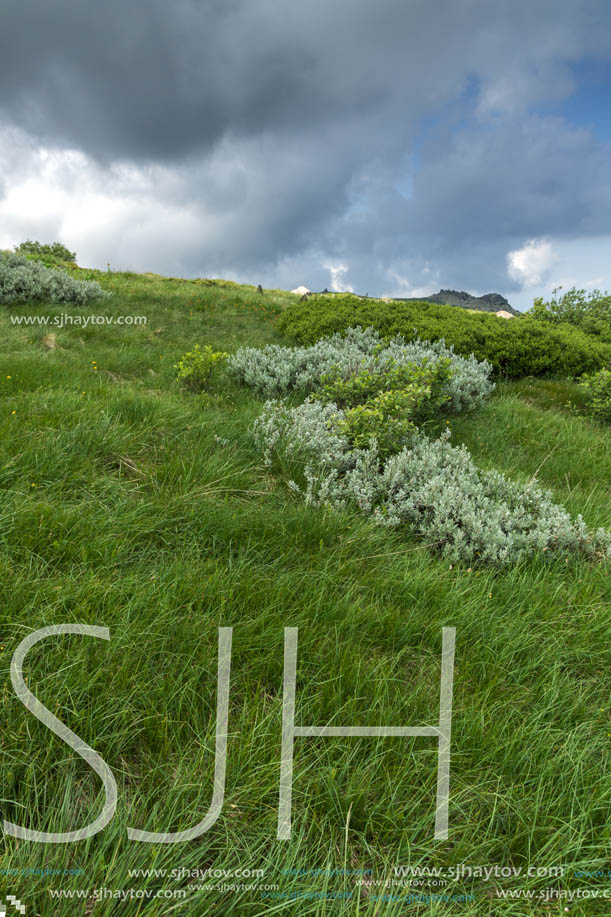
[0,267,609,915]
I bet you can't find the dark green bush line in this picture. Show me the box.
[277,295,611,378]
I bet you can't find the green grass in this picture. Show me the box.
[1,269,610,915]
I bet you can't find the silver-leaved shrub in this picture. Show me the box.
[373,434,610,563]
[251,401,610,565]
[229,326,494,412]
[0,252,110,306]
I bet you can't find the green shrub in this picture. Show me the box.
[311,359,453,456]
[579,368,611,422]
[277,295,611,378]
[174,344,229,391]
[316,357,452,412]
[530,286,611,342]
[16,239,77,268]
[337,388,420,456]
[0,252,109,306]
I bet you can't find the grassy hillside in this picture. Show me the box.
[1,269,610,915]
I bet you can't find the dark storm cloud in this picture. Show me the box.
[3,0,606,162]
[0,0,444,161]
[1,0,611,302]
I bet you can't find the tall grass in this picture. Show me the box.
[0,271,609,915]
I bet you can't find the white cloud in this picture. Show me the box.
[506,239,557,288]
[382,268,440,299]
[325,262,354,292]
[503,235,611,311]
[2,4,611,306]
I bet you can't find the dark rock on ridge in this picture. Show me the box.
[397,288,518,314]
[315,286,518,314]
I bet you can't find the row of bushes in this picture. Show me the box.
[277,295,611,378]
[228,326,494,412]
[225,330,610,563]
[252,401,610,565]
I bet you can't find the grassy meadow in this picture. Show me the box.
[0,268,610,915]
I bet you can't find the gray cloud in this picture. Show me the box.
[1,0,611,306]
[4,0,608,162]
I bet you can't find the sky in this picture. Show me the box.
[1,1,611,311]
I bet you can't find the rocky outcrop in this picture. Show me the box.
[312,286,518,314]
[399,289,518,314]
